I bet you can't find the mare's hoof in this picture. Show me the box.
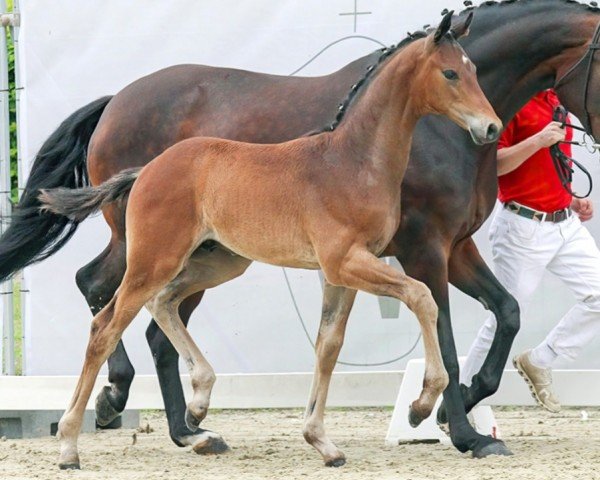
[437,422,450,435]
[59,462,81,470]
[472,440,513,459]
[95,386,122,427]
[408,404,424,428]
[435,404,450,433]
[192,435,230,455]
[325,457,346,468]
[436,418,450,435]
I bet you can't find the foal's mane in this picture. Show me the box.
[312,30,427,135]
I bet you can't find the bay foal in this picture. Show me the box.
[42,13,500,469]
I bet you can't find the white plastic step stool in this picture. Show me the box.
[385,358,500,446]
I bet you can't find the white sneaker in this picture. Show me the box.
[513,350,561,413]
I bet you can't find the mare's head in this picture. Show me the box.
[554,14,600,139]
[414,11,501,145]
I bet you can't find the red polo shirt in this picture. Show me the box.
[497,90,573,212]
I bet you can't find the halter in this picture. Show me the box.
[554,20,600,133]
[551,20,600,198]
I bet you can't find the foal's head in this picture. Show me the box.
[414,11,501,145]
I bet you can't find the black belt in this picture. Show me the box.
[504,201,572,223]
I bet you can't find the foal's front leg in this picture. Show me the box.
[303,282,357,467]
[325,248,449,423]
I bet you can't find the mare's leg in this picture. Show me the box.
[438,238,519,419]
[303,282,357,467]
[326,249,448,421]
[146,246,250,453]
[75,240,136,426]
[397,245,511,457]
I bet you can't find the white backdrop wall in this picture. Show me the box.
[18,0,600,376]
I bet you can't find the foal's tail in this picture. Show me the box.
[39,168,142,222]
[0,96,112,282]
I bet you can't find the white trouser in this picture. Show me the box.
[460,206,600,386]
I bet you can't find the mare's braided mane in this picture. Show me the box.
[315,0,600,136]
[457,0,600,15]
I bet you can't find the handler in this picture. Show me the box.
[460,89,600,412]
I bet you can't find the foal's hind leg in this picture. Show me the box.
[326,249,448,423]
[303,282,356,467]
[59,179,211,468]
[146,292,229,453]
[59,237,203,468]
[147,295,215,434]
[58,284,156,469]
[146,247,250,453]
[146,250,252,440]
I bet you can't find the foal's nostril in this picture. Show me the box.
[486,123,500,141]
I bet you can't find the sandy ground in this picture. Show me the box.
[1,407,599,480]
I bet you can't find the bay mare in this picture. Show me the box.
[40,15,501,469]
[1,0,600,461]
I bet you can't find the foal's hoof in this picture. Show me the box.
[95,386,122,427]
[325,457,346,468]
[185,407,207,432]
[192,435,230,455]
[185,409,201,431]
[58,459,81,470]
[472,440,513,459]
[408,404,425,428]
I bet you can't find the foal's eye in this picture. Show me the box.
[443,69,459,80]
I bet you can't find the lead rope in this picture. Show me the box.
[551,106,594,199]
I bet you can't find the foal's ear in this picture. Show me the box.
[451,12,473,39]
[434,10,454,44]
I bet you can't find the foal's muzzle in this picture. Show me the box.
[468,118,502,145]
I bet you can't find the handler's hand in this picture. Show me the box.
[535,121,567,148]
[571,198,594,222]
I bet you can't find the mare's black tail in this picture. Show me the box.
[0,95,113,281]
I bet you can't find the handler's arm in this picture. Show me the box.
[497,121,567,176]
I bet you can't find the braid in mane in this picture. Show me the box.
[312,31,427,135]
[457,0,600,15]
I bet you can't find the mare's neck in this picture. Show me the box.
[332,41,422,186]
